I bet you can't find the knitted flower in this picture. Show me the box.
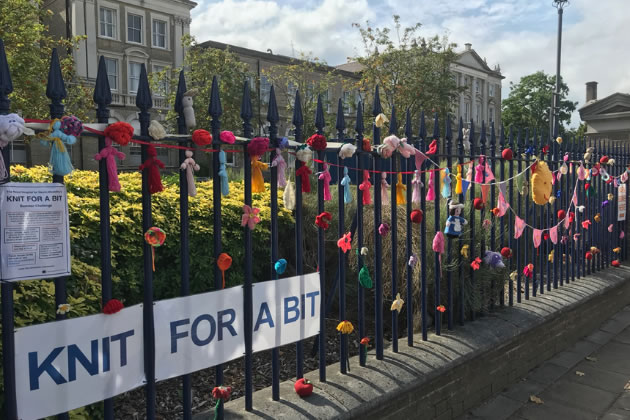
[241,205,261,230]
[378,223,390,236]
[192,129,212,146]
[461,245,469,259]
[103,299,124,315]
[436,305,446,313]
[57,303,71,315]
[104,121,134,146]
[613,247,621,253]
[362,137,371,152]
[306,133,327,151]
[470,257,481,271]
[315,212,332,230]
[337,232,352,253]
[391,293,404,313]
[374,113,388,128]
[360,247,368,256]
[336,321,354,334]
[248,137,269,157]
[60,115,83,137]
[220,130,236,144]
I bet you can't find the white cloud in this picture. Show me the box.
[191,0,630,127]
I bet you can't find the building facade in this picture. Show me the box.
[25,0,197,170]
[579,82,630,143]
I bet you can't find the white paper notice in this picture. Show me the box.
[618,183,626,221]
[0,182,71,282]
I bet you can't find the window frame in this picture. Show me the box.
[99,6,118,40]
[128,61,143,94]
[489,83,495,97]
[103,57,119,91]
[151,18,168,49]
[126,11,144,45]
[260,75,271,104]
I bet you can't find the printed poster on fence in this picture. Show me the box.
[618,183,626,221]
[0,182,71,282]
[154,272,320,381]
[14,304,145,420]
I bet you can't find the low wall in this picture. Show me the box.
[195,267,630,419]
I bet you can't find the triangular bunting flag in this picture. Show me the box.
[550,226,558,244]
[533,229,543,248]
[514,216,525,239]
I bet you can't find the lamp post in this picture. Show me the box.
[552,0,569,137]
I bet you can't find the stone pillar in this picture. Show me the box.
[72,0,88,79]
[85,0,97,79]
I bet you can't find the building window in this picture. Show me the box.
[127,13,143,44]
[489,107,495,123]
[489,83,495,97]
[152,65,168,96]
[343,91,352,114]
[128,62,142,93]
[322,88,331,113]
[103,58,118,91]
[464,77,469,87]
[260,75,271,104]
[476,103,481,124]
[287,81,297,106]
[464,102,470,122]
[152,19,167,48]
[475,80,480,94]
[99,7,117,39]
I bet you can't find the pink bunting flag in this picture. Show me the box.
[550,226,558,244]
[481,184,490,204]
[564,213,570,230]
[484,162,495,182]
[514,216,525,239]
[497,183,509,216]
[415,150,427,170]
[572,191,578,206]
[533,229,543,249]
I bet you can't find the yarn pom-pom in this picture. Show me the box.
[61,115,83,137]
[103,299,124,314]
[473,198,484,210]
[410,209,423,224]
[306,134,327,151]
[248,137,270,157]
[192,129,212,146]
[104,121,134,146]
[220,130,236,144]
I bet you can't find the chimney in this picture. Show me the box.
[465,43,472,51]
[586,81,598,102]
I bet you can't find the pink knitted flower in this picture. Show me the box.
[248,137,269,157]
[220,130,236,144]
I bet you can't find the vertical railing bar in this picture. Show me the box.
[432,113,441,335]
[478,121,486,314]
[136,64,156,420]
[457,118,465,324]
[389,106,398,352]
[419,112,428,339]
[336,98,348,372]
[241,80,254,410]
[445,115,454,328]
[468,120,476,320]
[355,102,366,365]
[372,87,384,358]
[508,127,515,305]
[489,122,497,309]
[0,37,18,420]
[523,128,530,300]
[404,109,414,344]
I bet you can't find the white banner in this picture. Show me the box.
[154,273,320,381]
[15,305,145,420]
[0,182,71,282]
[251,273,321,353]
[154,286,245,381]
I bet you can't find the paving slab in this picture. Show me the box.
[590,341,630,374]
[500,379,547,404]
[539,380,618,413]
[566,361,630,393]
[469,395,522,420]
[510,397,598,420]
[526,362,568,385]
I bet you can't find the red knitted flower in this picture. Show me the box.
[410,209,423,224]
[500,247,512,258]
[248,137,269,157]
[306,134,327,151]
[473,198,484,210]
[212,386,232,401]
[612,260,621,267]
[192,129,212,146]
[104,122,134,146]
[315,212,332,230]
[362,138,372,152]
[103,299,124,314]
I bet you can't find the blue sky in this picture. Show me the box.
[191,0,630,127]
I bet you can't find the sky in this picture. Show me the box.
[190,0,630,127]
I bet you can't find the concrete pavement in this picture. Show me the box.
[461,305,630,420]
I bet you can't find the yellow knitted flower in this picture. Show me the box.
[336,320,354,334]
[461,244,469,259]
[374,113,389,128]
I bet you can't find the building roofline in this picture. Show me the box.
[198,40,361,79]
[455,49,505,79]
[579,92,630,112]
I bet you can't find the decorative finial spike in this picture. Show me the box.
[404,108,412,139]
[267,85,279,123]
[46,48,67,102]
[432,112,439,140]
[240,80,253,121]
[389,105,397,135]
[354,101,364,133]
[372,85,382,116]
[208,76,223,118]
[292,89,303,127]
[336,98,345,132]
[315,94,325,132]
[174,70,187,115]
[135,64,152,110]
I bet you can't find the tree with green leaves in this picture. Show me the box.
[350,15,462,133]
[262,52,340,137]
[0,0,93,120]
[151,35,253,133]
[501,71,577,136]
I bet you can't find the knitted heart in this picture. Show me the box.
[103,299,124,315]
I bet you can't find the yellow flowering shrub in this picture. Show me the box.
[10,165,294,303]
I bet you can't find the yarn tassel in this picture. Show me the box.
[412,170,422,204]
[396,173,406,205]
[272,150,287,188]
[426,170,436,201]
[218,150,229,196]
[296,164,312,193]
[359,170,372,205]
[138,145,165,194]
[283,179,296,210]
[341,166,352,204]
[319,163,332,201]
[94,137,126,192]
[151,248,156,272]
[441,168,451,198]
[455,165,463,194]
[381,172,390,203]
[251,157,268,193]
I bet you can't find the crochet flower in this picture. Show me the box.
[378,223,390,236]
[374,113,388,128]
[337,232,352,253]
[582,220,591,229]
[523,263,534,278]
[212,385,232,401]
[470,257,482,271]
[103,299,124,315]
[248,136,270,157]
[500,247,512,258]
[360,337,370,345]
[391,293,404,313]
[192,129,212,146]
[360,247,368,256]
[362,137,372,152]
[336,320,354,334]
[57,303,71,315]
[306,133,327,151]
[408,253,418,267]
[613,247,621,253]
[315,212,332,230]
[612,260,621,267]
[241,205,261,230]
[105,121,134,146]
[220,130,236,144]
[437,305,446,313]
